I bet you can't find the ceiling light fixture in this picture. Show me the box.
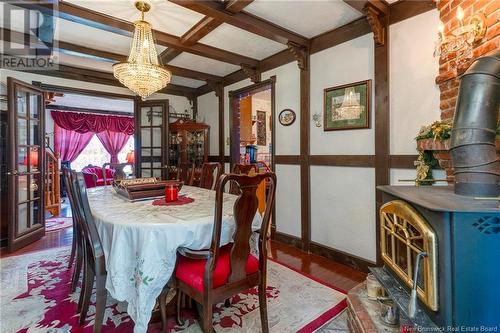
[113,1,171,100]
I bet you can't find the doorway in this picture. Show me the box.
[229,77,275,172]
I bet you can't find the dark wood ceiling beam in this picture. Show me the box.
[196,16,371,96]
[15,0,258,67]
[342,0,389,15]
[224,0,255,13]
[168,0,308,46]
[159,0,253,64]
[180,16,222,46]
[389,0,436,25]
[159,49,183,64]
[24,64,198,97]
[2,27,222,82]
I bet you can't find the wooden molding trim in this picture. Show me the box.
[342,0,389,15]
[309,242,375,273]
[299,53,311,251]
[167,0,308,46]
[309,155,375,167]
[1,28,221,82]
[45,104,132,116]
[287,41,309,71]
[22,1,259,67]
[389,155,418,169]
[365,3,386,46]
[389,0,436,25]
[159,0,253,64]
[208,155,230,163]
[32,82,135,100]
[207,80,224,98]
[206,154,416,168]
[310,17,371,54]
[373,11,390,266]
[240,64,262,83]
[274,155,300,165]
[272,232,304,249]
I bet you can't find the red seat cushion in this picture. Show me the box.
[175,244,259,292]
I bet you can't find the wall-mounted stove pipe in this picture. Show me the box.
[450,50,500,197]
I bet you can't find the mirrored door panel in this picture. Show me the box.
[7,77,45,252]
[134,100,169,180]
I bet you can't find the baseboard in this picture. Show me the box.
[272,233,375,273]
[273,231,303,248]
[308,242,375,273]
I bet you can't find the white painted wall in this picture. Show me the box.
[388,9,445,189]
[310,33,375,155]
[389,10,441,155]
[275,164,302,237]
[197,92,219,156]
[311,166,376,261]
[189,10,442,263]
[263,62,300,156]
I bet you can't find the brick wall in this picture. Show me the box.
[435,0,499,121]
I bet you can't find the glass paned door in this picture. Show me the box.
[134,100,169,179]
[7,77,45,252]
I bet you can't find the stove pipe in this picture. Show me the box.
[450,50,500,197]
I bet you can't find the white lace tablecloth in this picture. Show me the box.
[87,185,262,333]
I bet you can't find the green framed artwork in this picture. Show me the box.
[323,80,371,131]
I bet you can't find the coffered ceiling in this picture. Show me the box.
[0,0,403,97]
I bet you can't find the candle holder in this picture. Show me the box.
[165,184,179,202]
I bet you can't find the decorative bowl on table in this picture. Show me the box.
[112,178,183,201]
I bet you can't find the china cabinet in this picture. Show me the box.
[168,119,209,179]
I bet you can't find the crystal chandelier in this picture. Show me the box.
[434,6,487,71]
[113,1,171,100]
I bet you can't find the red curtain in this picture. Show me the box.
[54,124,94,162]
[96,130,131,164]
[51,110,134,135]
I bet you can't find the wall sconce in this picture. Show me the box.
[312,113,322,127]
[434,6,487,70]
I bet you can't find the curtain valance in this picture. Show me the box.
[51,110,134,135]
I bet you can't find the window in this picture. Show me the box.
[71,135,134,171]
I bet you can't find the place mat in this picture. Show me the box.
[152,195,195,206]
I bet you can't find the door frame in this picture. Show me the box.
[133,99,170,180]
[7,77,46,252]
[228,76,276,173]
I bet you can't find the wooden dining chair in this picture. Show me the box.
[198,162,223,190]
[177,162,195,185]
[69,171,108,332]
[232,163,258,175]
[62,169,84,294]
[162,172,277,333]
[229,164,259,194]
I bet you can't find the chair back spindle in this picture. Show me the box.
[198,162,222,190]
[207,173,276,288]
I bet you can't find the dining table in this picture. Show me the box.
[86,185,263,333]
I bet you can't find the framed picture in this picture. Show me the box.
[323,80,371,131]
[278,109,296,126]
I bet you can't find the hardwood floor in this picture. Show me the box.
[1,229,365,292]
[1,198,365,290]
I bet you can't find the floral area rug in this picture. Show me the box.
[0,247,347,333]
[45,217,73,232]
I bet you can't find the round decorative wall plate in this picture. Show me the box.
[278,109,296,126]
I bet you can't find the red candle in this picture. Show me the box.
[165,185,178,202]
